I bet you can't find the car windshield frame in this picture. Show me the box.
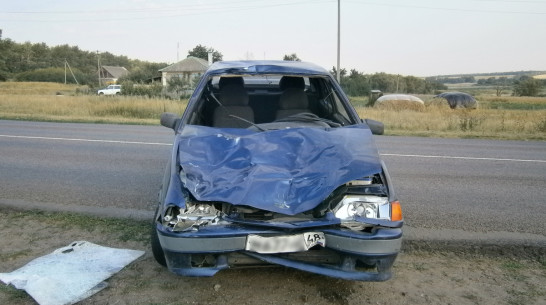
[179,69,361,131]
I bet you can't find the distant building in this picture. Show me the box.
[159,56,210,87]
[99,66,129,84]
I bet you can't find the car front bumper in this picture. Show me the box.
[157,223,402,281]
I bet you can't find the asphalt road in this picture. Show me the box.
[1,120,545,239]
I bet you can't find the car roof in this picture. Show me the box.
[206,60,331,76]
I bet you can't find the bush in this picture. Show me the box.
[513,76,542,97]
[120,81,164,98]
[14,67,91,84]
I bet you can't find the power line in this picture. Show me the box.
[1,0,332,21]
[346,0,546,15]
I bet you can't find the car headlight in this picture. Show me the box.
[333,195,390,220]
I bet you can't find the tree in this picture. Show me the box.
[404,76,425,93]
[330,66,347,78]
[341,70,370,96]
[120,61,165,83]
[369,72,396,92]
[167,76,190,97]
[513,76,541,96]
[495,77,509,96]
[283,53,301,61]
[14,67,89,84]
[187,44,223,62]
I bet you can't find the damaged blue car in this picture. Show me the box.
[152,60,403,281]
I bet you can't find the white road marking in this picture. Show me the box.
[3,134,545,163]
[381,153,546,163]
[0,134,172,146]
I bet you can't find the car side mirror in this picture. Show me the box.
[160,112,181,131]
[363,119,384,135]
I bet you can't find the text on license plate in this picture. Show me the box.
[245,232,325,254]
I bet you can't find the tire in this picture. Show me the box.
[151,209,167,267]
[151,160,172,267]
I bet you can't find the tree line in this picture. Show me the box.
[0,38,444,96]
[280,53,446,95]
[0,38,166,87]
[334,69,446,96]
[1,38,542,97]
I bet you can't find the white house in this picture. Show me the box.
[159,56,210,87]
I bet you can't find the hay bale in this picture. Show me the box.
[375,94,425,111]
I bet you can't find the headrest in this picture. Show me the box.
[279,76,305,90]
[219,84,249,106]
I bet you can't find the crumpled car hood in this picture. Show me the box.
[172,124,382,215]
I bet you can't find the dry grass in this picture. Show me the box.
[0,82,84,95]
[0,82,187,124]
[358,102,546,140]
[352,93,546,140]
[1,82,545,140]
[374,100,426,112]
[477,95,546,110]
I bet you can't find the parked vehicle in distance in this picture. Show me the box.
[152,60,403,281]
[97,84,121,95]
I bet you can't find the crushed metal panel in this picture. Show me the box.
[0,241,144,305]
[172,124,382,215]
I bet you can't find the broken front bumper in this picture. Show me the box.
[156,223,402,281]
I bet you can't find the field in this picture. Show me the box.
[0,82,186,125]
[1,82,545,141]
[356,94,546,140]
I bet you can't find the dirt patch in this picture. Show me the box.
[1,208,545,305]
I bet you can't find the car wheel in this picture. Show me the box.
[151,210,167,267]
[151,160,172,267]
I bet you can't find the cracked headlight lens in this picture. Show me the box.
[333,195,389,220]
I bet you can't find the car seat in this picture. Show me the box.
[212,81,254,128]
[275,76,309,119]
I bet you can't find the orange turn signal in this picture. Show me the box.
[391,201,403,221]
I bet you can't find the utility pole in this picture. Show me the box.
[97,51,101,87]
[336,0,341,83]
[65,60,79,85]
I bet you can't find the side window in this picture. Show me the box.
[313,78,352,125]
[331,90,351,123]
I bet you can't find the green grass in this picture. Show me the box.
[0,208,151,303]
[0,250,29,262]
[501,261,526,271]
[0,285,28,302]
[4,209,150,244]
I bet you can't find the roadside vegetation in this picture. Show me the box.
[1,82,545,140]
[0,82,186,125]
[356,94,546,140]
[1,207,545,305]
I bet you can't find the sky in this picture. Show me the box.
[1,0,546,77]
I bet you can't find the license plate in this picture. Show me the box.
[245,232,325,254]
